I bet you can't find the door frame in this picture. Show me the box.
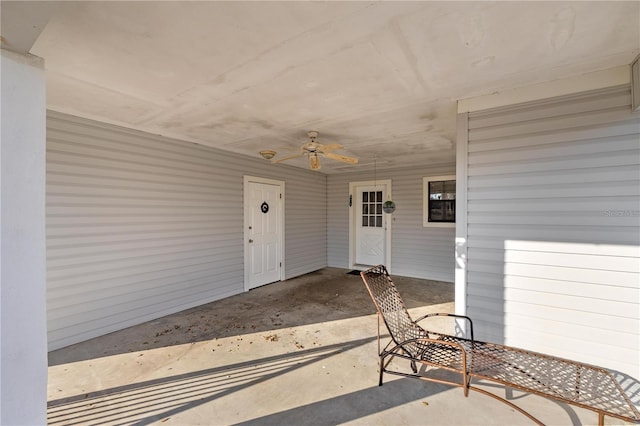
[349,179,392,271]
[243,175,285,291]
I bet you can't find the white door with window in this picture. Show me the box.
[350,180,391,269]
[244,177,284,290]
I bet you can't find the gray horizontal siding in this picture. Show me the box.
[327,164,456,282]
[47,111,326,350]
[464,85,640,377]
[283,172,327,278]
[327,178,350,270]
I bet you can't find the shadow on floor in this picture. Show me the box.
[47,336,449,426]
[232,378,450,426]
[49,268,454,366]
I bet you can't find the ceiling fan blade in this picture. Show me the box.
[272,152,304,163]
[324,152,358,164]
[318,143,343,152]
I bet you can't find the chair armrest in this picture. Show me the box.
[414,313,474,342]
[392,337,469,373]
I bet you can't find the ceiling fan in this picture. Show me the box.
[272,131,358,171]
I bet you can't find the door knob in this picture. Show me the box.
[249,239,253,243]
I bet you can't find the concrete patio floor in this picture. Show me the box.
[47,268,623,426]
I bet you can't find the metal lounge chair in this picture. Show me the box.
[360,264,640,426]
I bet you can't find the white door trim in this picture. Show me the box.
[349,179,392,271]
[243,175,285,291]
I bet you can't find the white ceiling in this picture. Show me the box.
[5,1,640,173]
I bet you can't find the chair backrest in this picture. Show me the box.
[360,265,427,348]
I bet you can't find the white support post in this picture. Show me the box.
[0,48,48,425]
[454,111,469,338]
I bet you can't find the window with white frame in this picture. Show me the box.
[423,175,456,228]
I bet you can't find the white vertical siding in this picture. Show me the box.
[327,165,456,282]
[464,85,640,377]
[46,111,326,350]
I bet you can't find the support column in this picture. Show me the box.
[454,112,469,337]
[0,48,47,425]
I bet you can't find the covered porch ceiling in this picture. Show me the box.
[4,1,639,173]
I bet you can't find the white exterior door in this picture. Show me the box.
[244,177,283,290]
[351,182,391,268]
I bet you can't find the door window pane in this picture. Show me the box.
[361,190,383,228]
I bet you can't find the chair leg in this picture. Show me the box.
[410,360,417,374]
[463,373,471,397]
[379,356,385,386]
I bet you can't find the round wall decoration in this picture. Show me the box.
[261,202,269,213]
[383,200,396,214]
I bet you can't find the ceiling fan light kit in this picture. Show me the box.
[309,153,321,170]
[271,131,358,171]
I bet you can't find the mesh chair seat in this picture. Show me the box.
[360,265,640,426]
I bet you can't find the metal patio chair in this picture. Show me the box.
[360,264,640,426]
